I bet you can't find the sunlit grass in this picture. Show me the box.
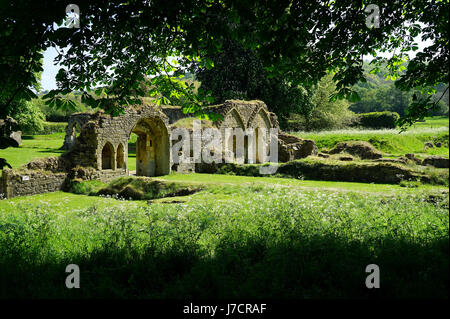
[0,181,447,298]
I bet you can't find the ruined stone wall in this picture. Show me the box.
[0,168,68,198]
[62,100,277,175]
[61,113,96,150]
[161,106,193,124]
[63,106,171,176]
[1,99,319,199]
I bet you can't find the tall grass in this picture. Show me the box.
[0,186,448,298]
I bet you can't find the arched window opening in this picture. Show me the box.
[101,142,114,170]
[129,117,170,177]
[116,143,125,169]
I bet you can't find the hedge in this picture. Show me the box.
[357,111,400,129]
[23,122,67,135]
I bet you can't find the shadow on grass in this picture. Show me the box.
[37,149,65,154]
[21,136,36,140]
[1,234,448,299]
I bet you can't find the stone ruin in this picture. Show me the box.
[0,100,317,198]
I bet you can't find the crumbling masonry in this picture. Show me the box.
[0,100,317,198]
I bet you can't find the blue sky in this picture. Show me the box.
[41,47,59,91]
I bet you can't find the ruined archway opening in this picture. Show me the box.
[73,122,81,138]
[254,110,271,164]
[101,142,115,170]
[128,117,170,177]
[116,143,125,169]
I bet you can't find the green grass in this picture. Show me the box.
[0,133,65,169]
[291,125,449,157]
[156,172,447,193]
[0,191,146,212]
[0,132,139,170]
[410,116,449,128]
[0,177,448,298]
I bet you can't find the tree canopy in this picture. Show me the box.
[1,0,449,126]
[194,39,312,126]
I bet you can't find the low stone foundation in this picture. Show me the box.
[0,165,129,199]
[1,168,68,198]
[68,166,128,183]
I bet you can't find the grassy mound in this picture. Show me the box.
[328,141,382,159]
[206,159,448,186]
[96,176,201,200]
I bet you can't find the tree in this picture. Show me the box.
[194,39,311,127]
[351,84,413,116]
[1,0,448,127]
[9,99,45,134]
[288,73,354,131]
[308,74,353,130]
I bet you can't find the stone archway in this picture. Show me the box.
[129,117,170,176]
[116,143,125,169]
[221,108,246,162]
[248,108,272,163]
[101,142,115,170]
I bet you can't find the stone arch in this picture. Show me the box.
[62,119,84,150]
[128,116,170,176]
[221,108,246,163]
[248,108,272,163]
[248,107,272,129]
[224,108,246,130]
[116,143,125,169]
[101,142,115,170]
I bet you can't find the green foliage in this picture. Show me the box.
[33,95,90,122]
[32,122,67,135]
[350,64,449,120]
[195,40,310,125]
[9,100,45,134]
[3,0,447,126]
[351,83,413,116]
[357,111,400,129]
[306,74,355,130]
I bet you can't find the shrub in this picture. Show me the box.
[11,100,45,134]
[30,122,67,135]
[356,111,400,129]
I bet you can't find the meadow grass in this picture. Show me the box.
[0,181,447,298]
[156,173,447,193]
[291,126,449,157]
[410,116,449,128]
[0,132,138,170]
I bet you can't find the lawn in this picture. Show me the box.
[0,132,139,171]
[290,117,449,157]
[0,174,448,298]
